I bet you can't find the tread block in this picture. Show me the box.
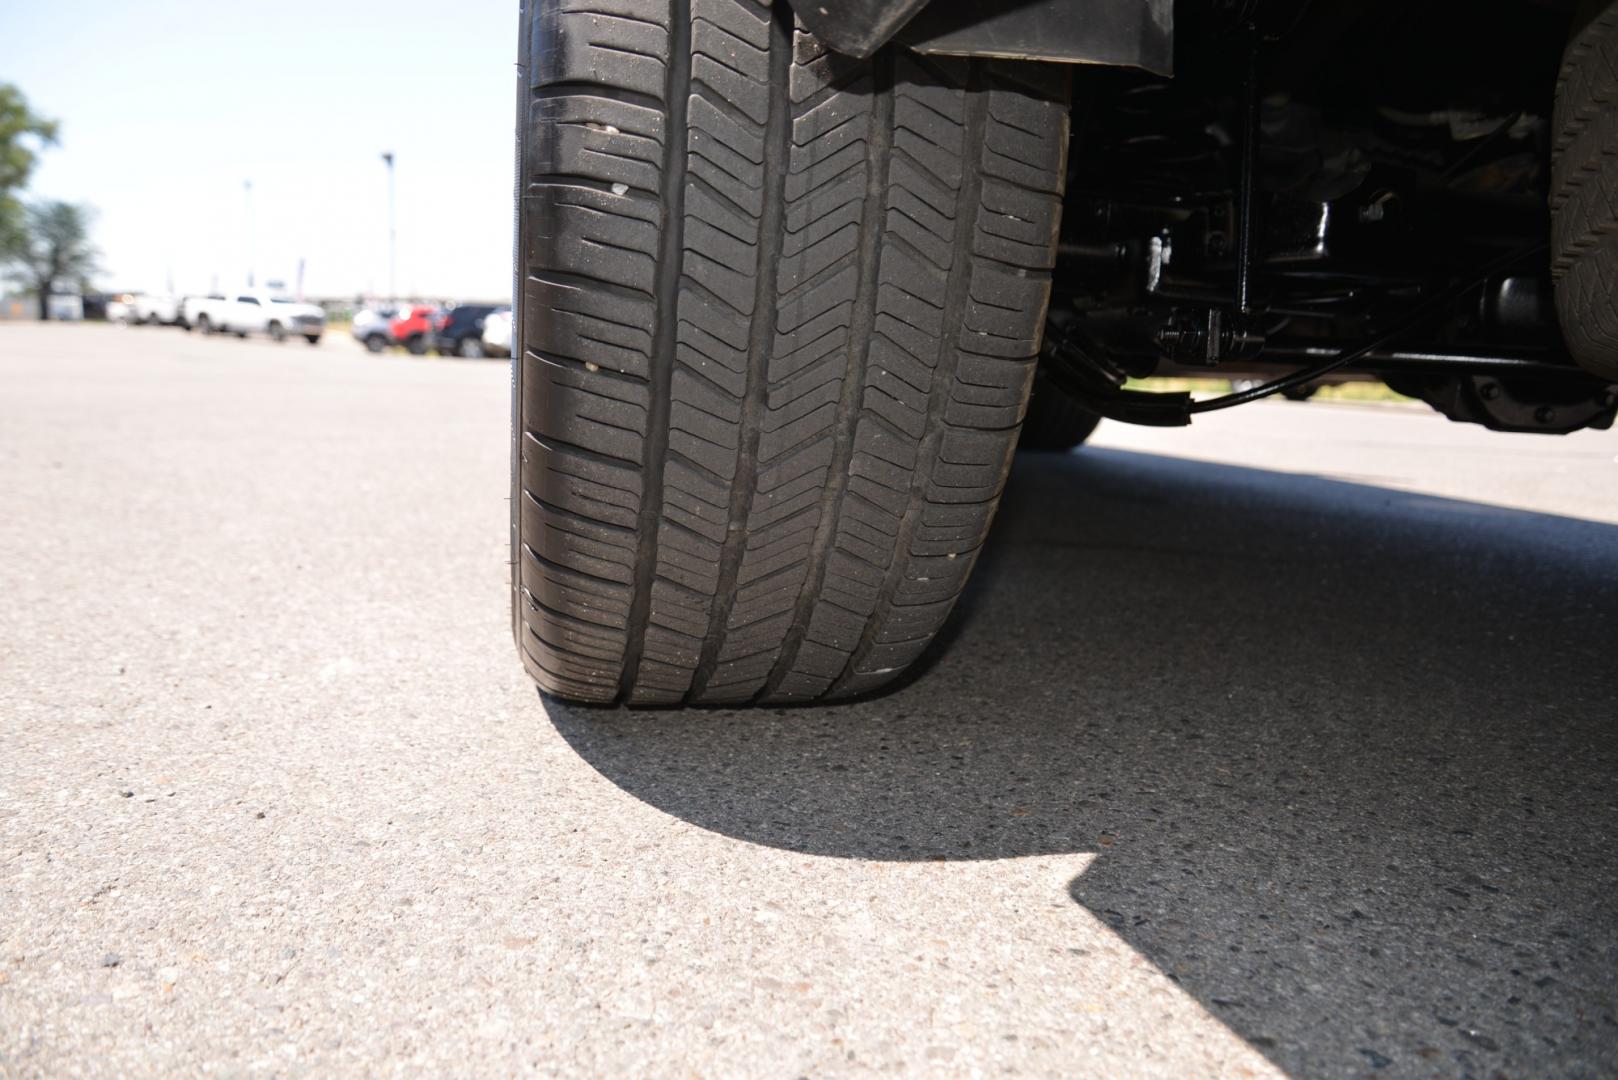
[946,355,1035,428]
[522,491,638,584]
[526,276,655,379]
[532,1,672,100]
[525,354,650,464]
[525,186,660,295]
[974,178,1062,269]
[528,93,665,192]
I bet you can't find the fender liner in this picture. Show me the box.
[795,0,1173,76]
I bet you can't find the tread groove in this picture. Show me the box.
[528,268,654,302]
[533,82,663,110]
[617,0,692,702]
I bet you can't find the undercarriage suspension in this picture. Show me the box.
[1040,0,1618,435]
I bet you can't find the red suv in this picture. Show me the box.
[389,306,439,355]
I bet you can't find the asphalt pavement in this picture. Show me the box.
[3,321,1615,1077]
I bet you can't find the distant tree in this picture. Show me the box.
[0,84,59,258]
[10,201,98,319]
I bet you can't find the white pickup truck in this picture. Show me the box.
[181,291,324,344]
[131,294,181,326]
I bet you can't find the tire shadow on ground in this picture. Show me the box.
[546,447,1618,1076]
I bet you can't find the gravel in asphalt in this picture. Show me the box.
[2,322,1615,1076]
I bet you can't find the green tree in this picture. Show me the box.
[11,201,98,319]
[0,84,60,257]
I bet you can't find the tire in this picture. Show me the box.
[458,336,485,359]
[1552,0,1618,380]
[235,330,248,339]
[196,314,212,335]
[512,0,1069,705]
[405,335,427,355]
[304,334,321,345]
[268,321,286,342]
[1018,370,1100,451]
[365,333,388,353]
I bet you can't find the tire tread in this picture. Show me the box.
[516,0,1068,705]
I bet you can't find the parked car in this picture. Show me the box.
[131,294,180,326]
[351,306,403,352]
[434,304,498,358]
[183,292,324,343]
[179,294,227,332]
[512,0,1618,708]
[390,305,439,355]
[481,306,512,357]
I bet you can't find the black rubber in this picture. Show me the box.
[1017,369,1100,451]
[1552,0,1618,381]
[512,0,1069,705]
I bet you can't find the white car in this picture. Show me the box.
[187,292,324,343]
[481,306,512,357]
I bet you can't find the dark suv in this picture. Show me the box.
[431,305,498,358]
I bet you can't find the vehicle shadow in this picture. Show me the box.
[545,447,1618,1075]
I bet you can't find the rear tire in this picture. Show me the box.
[458,336,485,359]
[268,321,286,342]
[365,333,387,353]
[512,0,1069,705]
[1552,0,1618,380]
[1018,370,1100,451]
[406,335,427,355]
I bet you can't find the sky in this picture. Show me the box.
[1,0,517,301]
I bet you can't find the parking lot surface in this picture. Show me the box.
[3,322,1616,1076]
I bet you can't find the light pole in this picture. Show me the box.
[244,179,255,288]
[381,151,396,304]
